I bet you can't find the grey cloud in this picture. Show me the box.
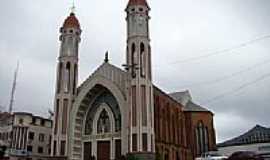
[0,0,270,143]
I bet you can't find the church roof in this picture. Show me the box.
[218,125,270,147]
[63,12,80,29]
[169,91,192,106]
[77,62,128,96]
[169,91,211,113]
[184,101,211,112]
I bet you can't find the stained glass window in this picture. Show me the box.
[97,109,110,134]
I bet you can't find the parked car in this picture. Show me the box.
[227,151,264,160]
[196,152,228,160]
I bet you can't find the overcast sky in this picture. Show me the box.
[0,0,270,143]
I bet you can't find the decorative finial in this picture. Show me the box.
[70,0,76,13]
[104,51,109,63]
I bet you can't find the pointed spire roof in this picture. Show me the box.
[127,0,149,7]
[63,12,80,29]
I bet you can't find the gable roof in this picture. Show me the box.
[153,86,185,108]
[169,91,192,106]
[218,125,270,147]
[77,62,128,96]
[169,91,211,113]
[185,101,211,112]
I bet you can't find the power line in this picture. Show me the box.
[175,58,270,88]
[202,72,270,105]
[155,34,270,66]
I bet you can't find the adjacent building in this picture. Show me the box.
[170,91,216,159]
[0,112,52,160]
[218,125,270,159]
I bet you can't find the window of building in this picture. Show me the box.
[53,141,57,156]
[141,85,147,126]
[132,86,137,126]
[32,117,36,125]
[39,133,45,142]
[195,122,209,156]
[62,99,68,134]
[148,45,151,80]
[60,141,66,155]
[140,43,145,77]
[27,145,33,152]
[49,135,52,145]
[142,133,148,151]
[73,64,77,94]
[64,62,71,92]
[97,109,111,134]
[41,119,45,126]
[57,63,63,93]
[54,99,60,135]
[132,134,137,152]
[38,146,43,154]
[131,43,136,78]
[28,132,35,140]
[19,118,24,124]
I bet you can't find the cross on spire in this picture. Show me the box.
[70,0,76,13]
[104,51,109,63]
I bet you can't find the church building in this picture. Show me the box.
[51,0,216,160]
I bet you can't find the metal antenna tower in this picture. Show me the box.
[8,61,19,113]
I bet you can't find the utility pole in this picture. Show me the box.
[8,61,19,113]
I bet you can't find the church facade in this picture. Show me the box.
[51,0,216,160]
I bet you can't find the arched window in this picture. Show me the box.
[126,46,129,65]
[204,127,209,152]
[166,104,170,142]
[64,62,71,92]
[140,43,145,77]
[162,108,166,141]
[57,63,63,93]
[73,64,77,94]
[172,114,175,142]
[148,45,151,80]
[196,122,209,156]
[67,36,74,56]
[97,109,111,134]
[131,43,136,78]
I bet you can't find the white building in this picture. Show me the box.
[0,112,52,160]
[218,125,270,159]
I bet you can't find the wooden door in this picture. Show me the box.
[97,141,110,160]
[84,142,92,160]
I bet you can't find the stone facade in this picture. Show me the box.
[51,0,216,160]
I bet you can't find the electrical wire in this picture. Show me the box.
[154,34,270,66]
[175,58,270,88]
[202,72,270,105]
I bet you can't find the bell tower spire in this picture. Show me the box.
[126,0,155,158]
[51,10,81,157]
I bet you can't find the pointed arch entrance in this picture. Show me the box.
[69,76,128,160]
